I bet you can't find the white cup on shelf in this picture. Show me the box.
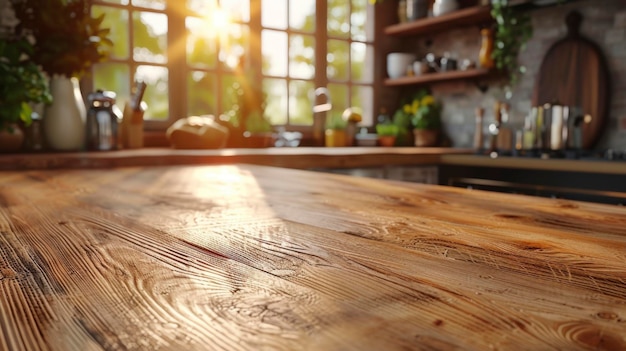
[413,60,428,75]
[387,53,417,79]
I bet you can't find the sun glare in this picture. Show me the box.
[211,7,231,32]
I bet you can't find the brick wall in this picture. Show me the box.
[421,0,626,150]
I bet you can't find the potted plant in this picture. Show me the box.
[391,104,413,146]
[409,90,441,147]
[325,112,347,147]
[0,37,51,152]
[10,0,112,150]
[375,123,399,147]
[490,0,533,88]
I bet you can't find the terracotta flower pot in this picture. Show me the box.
[413,129,439,147]
[378,135,397,147]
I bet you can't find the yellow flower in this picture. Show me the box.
[403,104,412,114]
[411,99,420,114]
[421,95,435,106]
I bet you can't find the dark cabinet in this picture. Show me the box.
[438,162,626,205]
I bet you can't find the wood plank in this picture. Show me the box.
[384,5,493,37]
[384,68,492,87]
[1,165,626,350]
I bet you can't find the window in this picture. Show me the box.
[90,0,375,132]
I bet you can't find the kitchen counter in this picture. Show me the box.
[0,147,470,170]
[440,154,626,175]
[1,164,626,350]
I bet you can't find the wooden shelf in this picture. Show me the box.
[384,68,492,87]
[384,5,492,37]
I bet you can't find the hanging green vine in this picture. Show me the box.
[490,0,533,88]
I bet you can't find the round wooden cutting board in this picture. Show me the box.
[533,10,610,149]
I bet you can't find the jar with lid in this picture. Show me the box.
[24,111,45,151]
[86,90,122,151]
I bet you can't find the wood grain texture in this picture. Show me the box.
[1,164,626,350]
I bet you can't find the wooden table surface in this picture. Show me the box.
[1,164,625,350]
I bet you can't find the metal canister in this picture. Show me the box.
[86,90,121,151]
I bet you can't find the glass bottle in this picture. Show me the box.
[479,28,495,69]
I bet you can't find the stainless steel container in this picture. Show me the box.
[86,90,121,151]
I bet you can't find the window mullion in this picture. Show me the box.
[315,0,328,90]
[167,0,186,125]
[249,0,262,81]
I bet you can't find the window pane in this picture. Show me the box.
[93,63,130,114]
[133,11,168,64]
[222,0,250,23]
[186,17,218,69]
[289,80,314,125]
[327,1,349,38]
[187,0,218,17]
[351,42,373,83]
[328,83,349,114]
[135,65,169,120]
[131,0,165,10]
[264,78,288,125]
[327,39,349,81]
[262,30,287,77]
[222,74,240,122]
[289,34,314,80]
[220,23,250,70]
[262,0,287,29]
[92,6,129,60]
[289,0,314,32]
[188,71,217,116]
[350,0,370,41]
[352,85,373,125]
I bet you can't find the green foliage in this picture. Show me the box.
[326,112,347,130]
[391,110,411,146]
[10,0,113,78]
[0,37,51,131]
[392,88,441,131]
[411,103,441,130]
[375,123,399,136]
[491,0,533,87]
[246,110,273,133]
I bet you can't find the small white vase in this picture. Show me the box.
[44,76,87,151]
[433,0,459,17]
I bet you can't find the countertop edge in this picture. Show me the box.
[0,147,472,171]
[439,154,626,175]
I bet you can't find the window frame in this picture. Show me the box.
[88,0,376,135]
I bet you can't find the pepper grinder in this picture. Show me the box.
[474,107,484,152]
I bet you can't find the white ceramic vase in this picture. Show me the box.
[44,76,87,151]
[433,0,459,17]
